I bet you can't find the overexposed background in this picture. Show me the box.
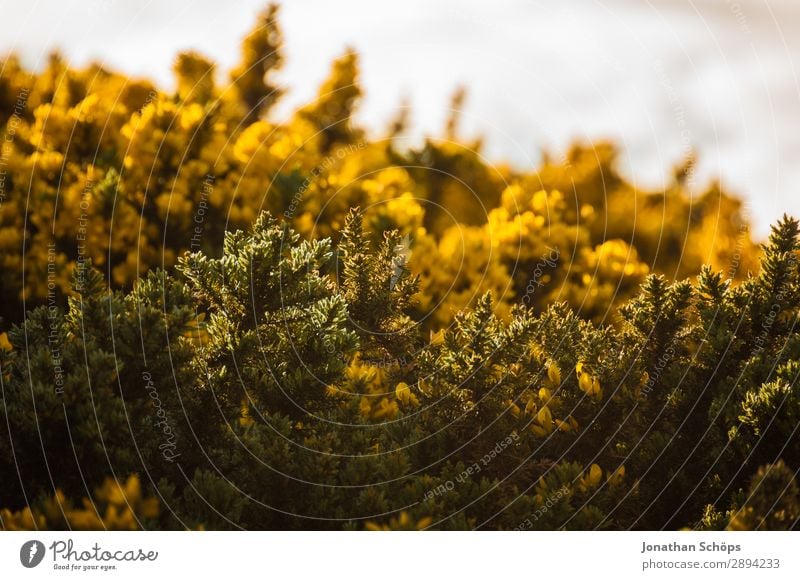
[1,0,798,237]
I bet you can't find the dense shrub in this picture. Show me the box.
[1,210,798,530]
[0,4,794,530]
[0,6,758,330]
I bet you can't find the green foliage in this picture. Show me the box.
[177,211,358,419]
[2,212,798,530]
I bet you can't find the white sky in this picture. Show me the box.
[1,0,799,237]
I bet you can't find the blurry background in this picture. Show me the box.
[0,0,797,237]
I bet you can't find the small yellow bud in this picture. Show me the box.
[538,387,552,402]
[395,382,410,403]
[579,372,593,394]
[395,382,419,407]
[359,397,372,417]
[556,419,571,432]
[531,424,549,438]
[416,516,433,530]
[536,405,552,429]
[372,398,398,419]
[547,362,561,385]
[608,465,625,486]
[585,464,602,487]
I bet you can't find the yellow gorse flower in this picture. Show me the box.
[608,465,626,486]
[371,398,398,419]
[395,382,420,407]
[576,362,603,399]
[0,476,158,530]
[547,361,561,385]
[365,511,433,531]
[578,372,593,393]
[555,418,571,432]
[429,329,445,345]
[584,464,603,488]
[555,415,579,433]
[537,405,552,427]
[531,404,554,437]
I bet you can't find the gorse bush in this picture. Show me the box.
[0,6,759,328]
[0,5,796,530]
[1,211,798,530]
